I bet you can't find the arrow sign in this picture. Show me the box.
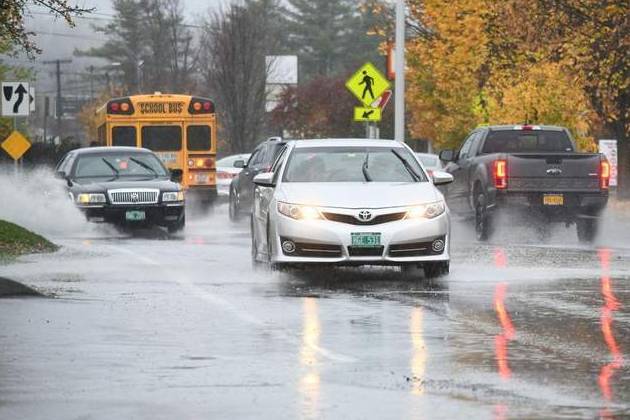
[1,82,30,117]
[354,106,381,122]
[13,84,27,114]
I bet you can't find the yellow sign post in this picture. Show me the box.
[1,130,31,160]
[354,107,382,122]
[346,62,391,107]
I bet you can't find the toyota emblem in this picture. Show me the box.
[130,192,139,203]
[358,210,373,221]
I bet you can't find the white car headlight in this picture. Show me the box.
[406,201,446,219]
[163,191,184,202]
[77,193,106,204]
[277,202,322,220]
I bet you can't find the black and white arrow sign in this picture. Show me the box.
[1,82,31,117]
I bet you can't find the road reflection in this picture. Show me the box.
[410,307,426,396]
[493,248,514,381]
[299,297,321,419]
[597,248,623,410]
[493,248,513,420]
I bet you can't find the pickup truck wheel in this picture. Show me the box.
[475,192,492,241]
[229,187,242,222]
[577,218,599,243]
[424,261,450,279]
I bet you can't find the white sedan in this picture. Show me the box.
[216,153,250,196]
[250,139,454,278]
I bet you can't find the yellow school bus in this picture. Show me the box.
[95,93,218,202]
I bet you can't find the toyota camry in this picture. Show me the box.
[250,139,454,278]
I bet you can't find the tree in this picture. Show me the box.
[198,0,282,153]
[0,0,91,54]
[283,0,382,81]
[403,0,617,156]
[496,0,630,197]
[78,0,197,94]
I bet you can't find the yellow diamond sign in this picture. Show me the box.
[354,107,381,122]
[1,130,31,160]
[346,62,391,107]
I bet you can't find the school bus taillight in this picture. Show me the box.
[188,97,214,114]
[188,157,214,169]
[107,97,134,115]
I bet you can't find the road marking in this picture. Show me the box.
[109,244,356,363]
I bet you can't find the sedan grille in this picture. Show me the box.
[108,189,159,205]
[322,211,407,225]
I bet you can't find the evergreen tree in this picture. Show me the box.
[283,0,382,81]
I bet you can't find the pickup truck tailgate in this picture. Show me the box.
[506,153,601,192]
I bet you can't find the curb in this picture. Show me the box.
[0,277,43,298]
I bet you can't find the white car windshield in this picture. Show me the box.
[282,146,428,183]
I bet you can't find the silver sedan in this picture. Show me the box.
[250,139,454,278]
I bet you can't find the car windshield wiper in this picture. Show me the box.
[129,157,158,177]
[101,158,119,177]
[391,149,422,182]
[362,150,372,182]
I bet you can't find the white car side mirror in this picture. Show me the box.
[253,172,275,187]
[432,171,454,186]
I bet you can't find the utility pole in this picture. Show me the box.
[89,65,95,100]
[394,0,406,143]
[43,59,72,144]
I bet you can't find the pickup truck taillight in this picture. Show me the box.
[600,159,611,190]
[494,159,508,189]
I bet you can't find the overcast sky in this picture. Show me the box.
[12,0,227,95]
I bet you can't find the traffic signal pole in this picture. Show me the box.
[394,0,405,143]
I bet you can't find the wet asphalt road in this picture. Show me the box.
[0,205,629,419]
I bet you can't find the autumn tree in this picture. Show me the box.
[0,0,91,54]
[491,0,630,196]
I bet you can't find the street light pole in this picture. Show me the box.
[394,0,405,143]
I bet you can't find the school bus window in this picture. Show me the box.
[141,126,182,151]
[187,125,211,151]
[112,126,136,147]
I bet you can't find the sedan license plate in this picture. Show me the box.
[351,232,381,247]
[543,194,564,206]
[125,210,146,221]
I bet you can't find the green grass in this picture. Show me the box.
[0,220,58,261]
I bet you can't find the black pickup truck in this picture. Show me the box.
[439,125,610,242]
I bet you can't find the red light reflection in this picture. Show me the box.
[494,282,515,380]
[597,248,623,403]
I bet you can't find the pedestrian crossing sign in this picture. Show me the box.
[345,62,391,107]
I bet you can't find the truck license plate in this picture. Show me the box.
[351,232,381,247]
[543,194,564,206]
[125,210,146,221]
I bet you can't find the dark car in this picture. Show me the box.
[55,147,186,232]
[439,125,609,242]
[228,137,287,221]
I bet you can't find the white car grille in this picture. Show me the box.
[108,189,159,205]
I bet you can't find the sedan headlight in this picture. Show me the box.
[277,202,322,220]
[77,193,106,204]
[406,201,446,219]
[163,191,184,202]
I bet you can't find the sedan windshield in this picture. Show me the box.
[283,147,428,183]
[73,152,169,179]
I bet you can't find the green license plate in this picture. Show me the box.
[125,210,146,221]
[351,232,381,247]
